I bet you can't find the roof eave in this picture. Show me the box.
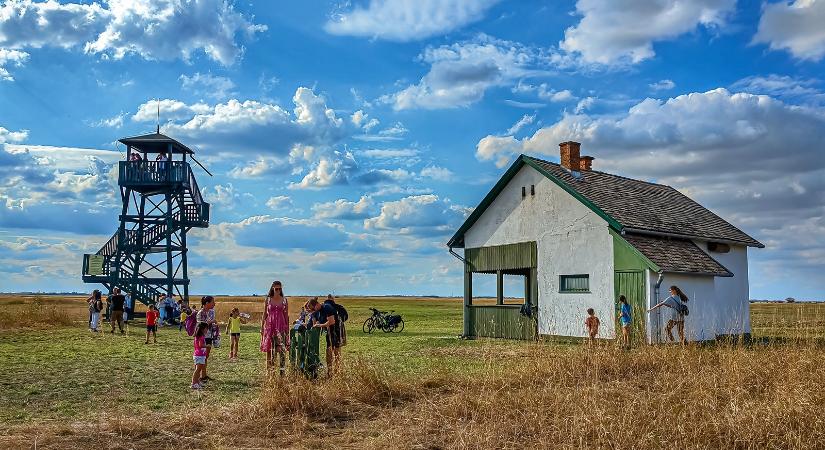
[662,269,734,278]
[621,227,764,249]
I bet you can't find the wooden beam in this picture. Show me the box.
[463,265,472,338]
[496,270,504,305]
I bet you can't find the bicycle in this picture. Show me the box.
[363,308,387,334]
[381,311,404,333]
[363,308,405,334]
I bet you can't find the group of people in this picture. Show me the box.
[189,281,347,390]
[584,285,691,347]
[86,287,131,334]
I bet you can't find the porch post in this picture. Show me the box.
[524,271,530,305]
[496,270,504,305]
[463,264,472,338]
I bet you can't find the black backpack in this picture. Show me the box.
[334,303,348,322]
[674,297,690,316]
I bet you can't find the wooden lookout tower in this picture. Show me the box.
[81,131,210,305]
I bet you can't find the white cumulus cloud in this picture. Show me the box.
[324,0,500,41]
[560,0,736,65]
[313,196,373,220]
[382,34,551,110]
[0,48,28,80]
[0,0,265,67]
[754,0,825,62]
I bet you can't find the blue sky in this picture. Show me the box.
[1,0,824,299]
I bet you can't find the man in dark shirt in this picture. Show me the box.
[109,288,126,334]
[312,296,343,378]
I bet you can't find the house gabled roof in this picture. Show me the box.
[119,132,195,154]
[622,233,733,277]
[447,154,764,250]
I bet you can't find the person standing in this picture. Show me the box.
[87,291,97,331]
[108,288,126,334]
[196,296,217,382]
[312,295,345,378]
[191,322,208,390]
[226,308,245,361]
[617,296,632,349]
[164,293,175,326]
[584,308,600,345]
[649,286,689,345]
[260,281,289,375]
[90,290,103,332]
[145,304,159,344]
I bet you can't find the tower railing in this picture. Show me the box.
[119,161,187,185]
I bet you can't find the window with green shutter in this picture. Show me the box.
[560,274,589,293]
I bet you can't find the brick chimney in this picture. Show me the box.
[559,141,581,171]
[579,155,594,171]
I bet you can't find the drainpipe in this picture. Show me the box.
[448,246,467,264]
[654,272,664,344]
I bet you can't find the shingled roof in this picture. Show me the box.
[448,154,763,251]
[524,156,762,248]
[119,132,195,154]
[622,233,732,277]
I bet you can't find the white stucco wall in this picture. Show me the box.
[694,241,751,334]
[464,165,615,338]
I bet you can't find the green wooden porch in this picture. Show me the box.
[463,241,538,340]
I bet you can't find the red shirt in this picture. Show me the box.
[146,309,159,326]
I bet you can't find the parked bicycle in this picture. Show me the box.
[363,308,405,334]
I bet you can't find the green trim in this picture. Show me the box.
[521,157,624,231]
[610,228,660,273]
[447,154,624,248]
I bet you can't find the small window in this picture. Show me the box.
[707,242,731,253]
[521,186,526,198]
[560,274,589,293]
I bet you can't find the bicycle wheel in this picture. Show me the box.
[393,319,405,333]
[362,317,374,334]
[381,319,393,333]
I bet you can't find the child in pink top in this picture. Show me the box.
[192,322,208,389]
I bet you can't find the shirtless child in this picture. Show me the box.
[585,308,600,345]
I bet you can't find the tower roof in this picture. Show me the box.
[119,132,195,154]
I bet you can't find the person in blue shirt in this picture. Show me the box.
[617,295,632,349]
[649,285,689,345]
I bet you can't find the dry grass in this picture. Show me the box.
[4,342,825,449]
[0,296,74,330]
[3,297,825,449]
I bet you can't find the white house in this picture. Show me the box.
[447,142,763,343]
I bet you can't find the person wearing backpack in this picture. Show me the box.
[312,294,347,378]
[89,290,103,332]
[648,285,689,345]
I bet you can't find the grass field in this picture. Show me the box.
[1,295,825,449]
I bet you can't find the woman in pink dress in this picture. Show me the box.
[260,280,290,374]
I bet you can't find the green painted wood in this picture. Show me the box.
[468,305,536,340]
[464,241,537,273]
[615,270,647,345]
[463,267,472,337]
[611,228,659,272]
